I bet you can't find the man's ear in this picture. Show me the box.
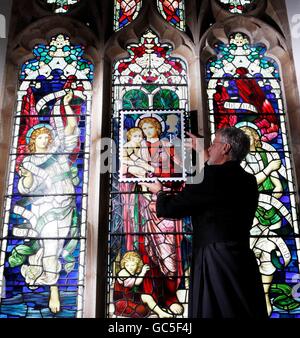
[224,143,231,155]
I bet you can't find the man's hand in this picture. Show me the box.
[139,179,162,194]
[186,131,201,151]
[186,131,209,162]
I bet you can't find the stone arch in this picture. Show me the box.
[7,16,99,67]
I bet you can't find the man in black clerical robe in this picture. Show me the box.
[142,127,268,318]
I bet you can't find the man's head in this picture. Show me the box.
[208,127,250,165]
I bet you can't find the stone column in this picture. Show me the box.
[0,0,12,116]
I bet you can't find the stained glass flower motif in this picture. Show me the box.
[113,29,187,87]
[217,0,256,14]
[206,32,300,317]
[45,0,80,13]
[114,0,143,31]
[157,0,185,31]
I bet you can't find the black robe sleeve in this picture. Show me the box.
[156,166,218,219]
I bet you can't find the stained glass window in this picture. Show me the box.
[45,0,80,13]
[217,0,256,14]
[114,0,143,31]
[206,32,300,318]
[0,34,93,318]
[109,29,191,318]
[157,0,185,31]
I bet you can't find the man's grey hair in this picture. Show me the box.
[217,127,250,163]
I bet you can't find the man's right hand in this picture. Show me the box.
[186,132,209,162]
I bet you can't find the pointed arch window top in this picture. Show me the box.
[113,29,187,85]
[157,0,185,31]
[114,0,143,31]
[207,33,279,80]
[21,34,94,81]
[45,0,80,13]
[217,0,256,14]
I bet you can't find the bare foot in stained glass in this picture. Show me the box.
[154,306,173,318]
[141,294,173,318]
[49,286,61,313]
[169,303,184,315]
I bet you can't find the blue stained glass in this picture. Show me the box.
[157,0,185,31]
[114,0,143,31]
[0,34,93,318]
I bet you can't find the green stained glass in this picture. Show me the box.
[153,89,179,109]
[109,29,190,319]
[0,34,93,318]
[143,85,158,93]
[123,89,149,109]
[206,32,300,318]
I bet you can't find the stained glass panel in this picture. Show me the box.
[44,0,80,13]
[157,0,185,31]
[113,0,143,31]
[217,0,256,14]
[153,89,180,109]
[109,29,191,318]
[0,34,93,318]
[123,89,149,109]
[206,32,300,318]
[119,110,185,182]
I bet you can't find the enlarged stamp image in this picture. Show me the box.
[119,110,186,182]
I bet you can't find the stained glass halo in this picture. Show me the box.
[135,112,166,133]
[234,121,262,136]
[26,123,54,144]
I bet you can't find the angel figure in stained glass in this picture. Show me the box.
[113,251,174,318]
[9,89,80,314]
[211,33,279,143]
[238,123,292,316]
